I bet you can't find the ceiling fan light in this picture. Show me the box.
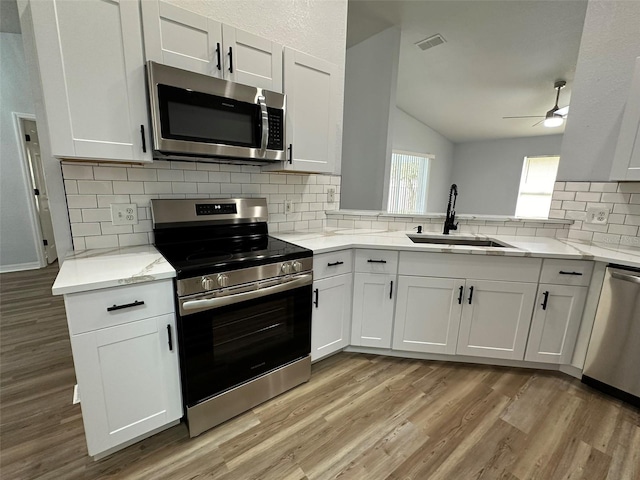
[543,115,564,128]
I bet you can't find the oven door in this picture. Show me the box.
[177,274,312,408]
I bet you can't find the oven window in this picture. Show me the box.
[178,284,311,407]
[158,84,261,148]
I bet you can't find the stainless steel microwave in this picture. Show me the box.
[146,61,286,162]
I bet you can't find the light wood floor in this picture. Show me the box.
[1,264,639,479]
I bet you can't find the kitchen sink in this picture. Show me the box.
[406,235,514,248]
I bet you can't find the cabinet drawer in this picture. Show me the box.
[354,249,398,274]
[540,260,593,286]
[64,279,175,335]
[314,250,353,280]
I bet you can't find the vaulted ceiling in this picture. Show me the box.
[347,0,588,143]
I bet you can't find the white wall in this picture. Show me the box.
[340,27,401,210]
[392,107,454,213]
[451,134,563,215]
[0,32,41,271]
[557,0,640,181]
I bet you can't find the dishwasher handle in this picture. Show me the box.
[610,270,640,285]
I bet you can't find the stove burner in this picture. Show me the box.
[185,250,234,262]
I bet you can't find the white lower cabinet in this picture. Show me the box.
[525,284,588,364]
[392,276,464,354]
[351,273,396,348]
[456,280,537,360]
[64,280,182,458]
[311,273,353,361]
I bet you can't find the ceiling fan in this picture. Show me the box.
[503,80,569,128]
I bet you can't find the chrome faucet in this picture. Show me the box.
[443,184,458,235]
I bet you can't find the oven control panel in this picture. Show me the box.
[195,203,237,216]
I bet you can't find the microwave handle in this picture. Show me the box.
[258,95,269,156]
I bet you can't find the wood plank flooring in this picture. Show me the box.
[1,264,639,479]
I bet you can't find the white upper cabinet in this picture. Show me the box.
[141,1,223,77]
[30,0,151,162]
[265,47,340,174]
[141,1,282,92]
[611,56,640,181]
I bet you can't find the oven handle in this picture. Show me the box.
[180,273,313,315]
[258,95,269,156]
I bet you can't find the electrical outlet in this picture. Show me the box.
[327,188,336,203]
[285,199,293,214]
[111,203,138,226]
[586,206,609,225]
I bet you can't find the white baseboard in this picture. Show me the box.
[0,261,43,273]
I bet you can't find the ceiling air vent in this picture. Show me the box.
[416,34,446,51]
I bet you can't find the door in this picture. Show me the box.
[31,0,151,162]
[393,276,464,354]
[21,119,57,263]
[611,56,640,180]
[277,47,339,173]
[71,314,181,456]
[311,274,353,361]
[222,25,283,92]
[351,273,396,348]
[525,285,588,364]
[457,280,537,360]
[141,0,223,77]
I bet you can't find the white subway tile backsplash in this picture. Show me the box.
[64,180,78,195]
[144,182,173,194]
[608,224,638,236]
[118,233,149,247]
[127,168,157,181]
[589,182,618,193]
[113,181,144,194]
[67,195,98,209]
[71,223,101,237]
[77,180,113,195]
[62,164,94,180]
[601,193,631,204]
[100,223,133,235]
[171,182,198,194]
[157,169,184,182]
[81,208,112,223]
[93,166,127,181]
[618,183,640,194]
[197,183,222,194]
[85,235,119,249]
[565,182,590,192]
[575,192,601,202]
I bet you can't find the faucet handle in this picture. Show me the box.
[414,225,422,234]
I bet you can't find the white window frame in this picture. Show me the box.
[515,155,560,219]
[387,150,433,215]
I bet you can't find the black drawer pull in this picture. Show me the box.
[327,261,344,267]
[107,300,144,312]
[288,143,293,164]
[389,280,393,299]
[541,291,549,310]
[167,324,173,351]
[367,259,387,264]
[140,125,146,153]
[468,286,474,305]
[458,285,464,305]
[559,271,582,276]
[314,288,319,308]
[228,46,233,72]
[215,42,221,70]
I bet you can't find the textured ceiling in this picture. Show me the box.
[347,0,588,143]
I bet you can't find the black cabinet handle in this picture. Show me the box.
[541,291,550,310]
[389,281,393,299]
[559,271,583,276]
[107,300,144,312]
[367,259,387,264]
[468,286,474,305]
[288,143,293,164]
[140,125,146,153]
[327,261,344,267]
[215,42,221,70]
[228,46,233,72]
[458,286,464,305]
[314,288,319,308]
[167,324,173,351]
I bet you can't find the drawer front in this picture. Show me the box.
[540,259,594,286]
[354,249,399,274]
[314,250,353,280]
[64,279,175,335]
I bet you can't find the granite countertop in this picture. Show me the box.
[273,229,640,268]
[52,245,176,295]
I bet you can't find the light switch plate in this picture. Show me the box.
[327,188,336,203]
[586,206,609,225]
[111,203,138,225]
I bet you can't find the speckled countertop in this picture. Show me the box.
[51,245,175,295]
[273,229,640,268]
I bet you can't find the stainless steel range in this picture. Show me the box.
[151,198,313,437]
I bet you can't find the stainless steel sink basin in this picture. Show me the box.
[406,235,514,248]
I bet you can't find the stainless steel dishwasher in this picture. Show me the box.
[582,265,640,407]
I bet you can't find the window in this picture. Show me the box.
[515,155,560,218]
[387,151,431,214]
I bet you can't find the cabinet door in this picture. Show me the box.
[311,273,353,361]
[141,0,223,77]
[393,276,464,354]
[351,273,396,348]
[71,314,181,456]
[278,47,340,173]
[457,281,537,360]
[611,56,640,180]
[30,0,151,162]
[222,25,283,92]
[525,285,588,364]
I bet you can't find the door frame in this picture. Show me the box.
[13,112,47,269]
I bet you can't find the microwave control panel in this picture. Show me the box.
[267,108,284,151]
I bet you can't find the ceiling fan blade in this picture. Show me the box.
[503,115,545,119]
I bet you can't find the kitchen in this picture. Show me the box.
[1,0,640,478]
